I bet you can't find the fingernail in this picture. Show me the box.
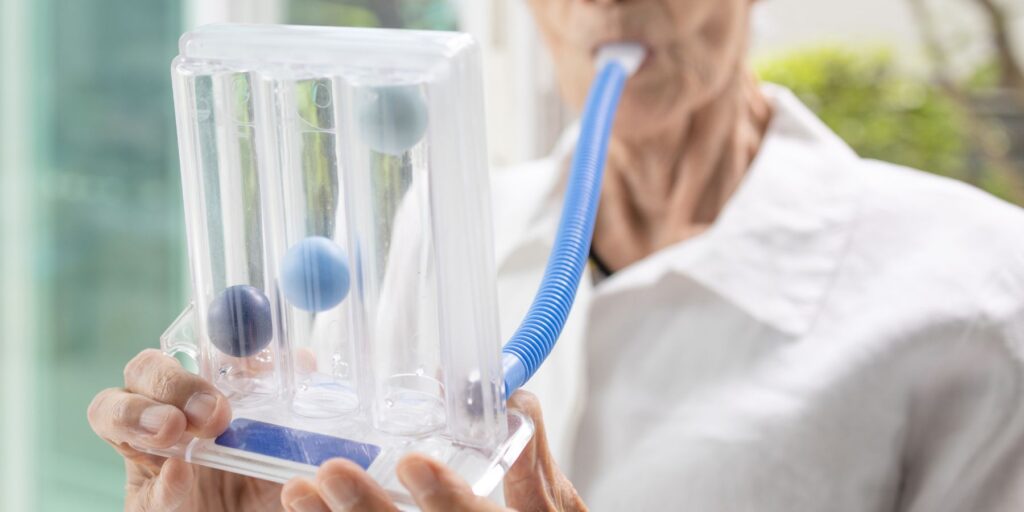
[288,494,330,512]
[399,460,438,497]
[183,393,217,427]
[322,477,360,509]
[139,405,173,435]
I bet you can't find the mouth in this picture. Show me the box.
[591,40,653,72]
[591,39,652,57]
[598,40,651,65]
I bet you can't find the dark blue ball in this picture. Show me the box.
[207,284,274,357]
[280,236,350,312]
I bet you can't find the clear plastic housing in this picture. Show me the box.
[175,67,286,405]
[153,24,529,503]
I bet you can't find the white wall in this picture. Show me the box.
[460,0,572,167]
[752,0,1024,77]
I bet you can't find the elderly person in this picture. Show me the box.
[88,0,1024,510]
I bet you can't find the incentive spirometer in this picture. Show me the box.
[150,24,644,507]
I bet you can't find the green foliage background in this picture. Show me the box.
[289,0,458,30]
[756,47,1023,205]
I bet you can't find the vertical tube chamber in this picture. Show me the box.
[174,63,286,405]
[172,26,506,449]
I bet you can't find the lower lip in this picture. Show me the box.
[592,42,653,61]
[622,51,654,79]
[635,52,653,74]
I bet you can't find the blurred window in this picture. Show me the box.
[30,1,184,510]
[13,1,458,510]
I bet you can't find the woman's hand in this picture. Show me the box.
[89,348,584,511]
[281,391,587,512]
[500,391,587,511]
[88,349,282,511]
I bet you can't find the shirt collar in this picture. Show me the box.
[496,85,864,337]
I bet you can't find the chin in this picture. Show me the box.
[612,81,687,138]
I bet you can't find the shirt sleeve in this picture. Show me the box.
[899,260,1024,511]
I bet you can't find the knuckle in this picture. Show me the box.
[87,389,117,429]
[510,391,544,423]
[124,349,166,385]
[510,390,540,410]
[110,395,136,428]
[151,367,186,402]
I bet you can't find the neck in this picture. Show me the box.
[592,69,772,272]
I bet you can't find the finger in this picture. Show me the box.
[282,477,330,512]
[316,459,397,512]
[504,390,584,511]
[295,348,318,375]
[88,387,188,449]
[506,390,549,482]
[129,458,194,512]
[503,391,545,502]
[123,349,231,437]
[397,454,506,512]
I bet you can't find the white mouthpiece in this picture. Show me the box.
[595,42,648,77]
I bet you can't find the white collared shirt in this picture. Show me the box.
[490,85,1024,511]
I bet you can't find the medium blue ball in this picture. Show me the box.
[358,85,428,156]
[280,236,350,312]
[207,285,274,357]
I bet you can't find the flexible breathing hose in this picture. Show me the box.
[501,45,644,398]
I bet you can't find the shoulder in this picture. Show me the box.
[850,167,1024,507]
[858,158,1022,220]
[852,158,1024,264]
[762,84,1024,333]
[840,157,1024,343]
[762,83,1024,260]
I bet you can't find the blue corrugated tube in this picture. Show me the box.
[501,55,635,398]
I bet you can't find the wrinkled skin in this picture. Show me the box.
[278,391,585,512]
[89,0,770,510]
[527,0,755,139]
[88,350,584,511]
[87,349,281,511]
[528,0,770,271]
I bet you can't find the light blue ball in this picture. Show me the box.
[281,236,351,312]
[358,85,428,156]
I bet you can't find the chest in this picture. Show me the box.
[570,279,909,511]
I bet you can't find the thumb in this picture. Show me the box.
[128,458,195,512]
[503,391,586,511]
